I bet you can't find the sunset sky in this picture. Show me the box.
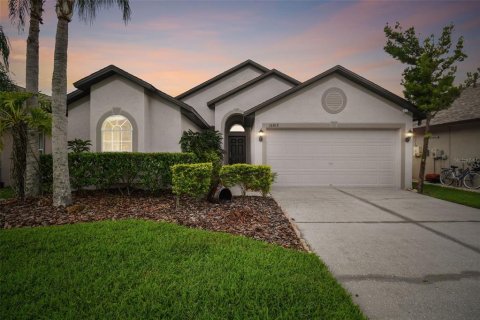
[1,0,479,97]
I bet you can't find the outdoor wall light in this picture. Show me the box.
[405,130,414,142]
[258,129,265,142]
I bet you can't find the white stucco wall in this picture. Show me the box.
[181,114,202,133]
[180,66,264,125]
[147,94,183,152]
[89,75,146,152]
[214,76,295,132]
[252,74,413,188]
[67,96,90,141]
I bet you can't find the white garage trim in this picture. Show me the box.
[263,123,406,188]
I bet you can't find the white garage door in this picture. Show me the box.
[266,129,399,187]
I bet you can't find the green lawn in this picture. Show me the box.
[0,187,14,199]
[415,183,480,209]
[0,220,364,319]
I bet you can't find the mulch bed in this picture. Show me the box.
[0,191,304,251]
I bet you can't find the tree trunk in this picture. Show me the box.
[51,15,72,207]
[25,0,43,198]
[417,114,432,194]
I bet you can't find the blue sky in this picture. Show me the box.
[1,0,479,96]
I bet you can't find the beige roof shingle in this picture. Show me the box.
[416,86,480,127]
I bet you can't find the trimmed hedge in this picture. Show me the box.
[220,164,275,196]
[171,163,212,200]
[40,152,197,193]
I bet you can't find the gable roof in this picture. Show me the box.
[415,85,480,128]
[244,65,424,120]
[67,65,210,129]
[206,69,300,109]
[175,59,270,100]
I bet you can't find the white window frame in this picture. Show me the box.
[101,115,133,152]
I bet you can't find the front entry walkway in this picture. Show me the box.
[272,187,480,320]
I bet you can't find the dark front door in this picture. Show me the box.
[228,136,246,164]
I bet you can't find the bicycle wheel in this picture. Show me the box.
[463,172,480,189]
[440,170,455,186]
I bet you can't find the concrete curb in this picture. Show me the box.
[413,180,480,193]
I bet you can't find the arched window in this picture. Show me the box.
[101,115,132,152]
[229,124,245,132]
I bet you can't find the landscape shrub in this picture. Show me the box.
[171,163,212,206]
[179,129,223,161]
[40,152,197,193]
[179,129,225,199]
[220,164,275,197]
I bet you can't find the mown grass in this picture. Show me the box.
[0,220,364,319]
[0,187,14,199]
[414,182,480,209]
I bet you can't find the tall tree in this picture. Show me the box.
[9,0,45,197]
[384,22,478,193]
[51,0,131,207]
[0,26,16,91]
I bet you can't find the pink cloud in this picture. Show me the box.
[8,33,237,96]
[5,0,478,101]
[0,1,8,20]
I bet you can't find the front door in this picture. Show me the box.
[228,136,246,164]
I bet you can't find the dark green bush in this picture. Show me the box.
[40,152,197,193]
[179,129,223,161]
[171,163,212,202]
[220,164,275,197]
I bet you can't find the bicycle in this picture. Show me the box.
[440,159,480,189]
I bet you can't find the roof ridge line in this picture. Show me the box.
[176,59,270,100]
[206,68,300,108]
[68,65,210,129]
[244,65,424,120]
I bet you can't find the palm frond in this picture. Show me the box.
[0,91,51,150]
[38,95,52,113]
[75,0,131,24]
[8,0,30,30]
[0,65,16,91]
[27,107,52,134]
[0,26,11,70]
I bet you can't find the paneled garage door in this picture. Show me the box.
[266,129,399,187]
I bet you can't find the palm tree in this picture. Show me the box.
[9,0,45,197]
[0,26,16,91]
[0,92,51,199]
[51,0,130,207]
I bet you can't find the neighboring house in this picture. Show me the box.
[1,59,423,188]
[412,86,480,179]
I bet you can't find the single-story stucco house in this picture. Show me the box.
[1,60,423,188]
[412,85,480,179]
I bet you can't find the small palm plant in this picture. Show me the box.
[0,92,51,199]
[68,138,91,153]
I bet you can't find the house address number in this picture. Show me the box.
[268,123,280,128]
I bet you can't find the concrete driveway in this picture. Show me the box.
[272,187,480,320]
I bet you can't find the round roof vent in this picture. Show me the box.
[322,87,347,114]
